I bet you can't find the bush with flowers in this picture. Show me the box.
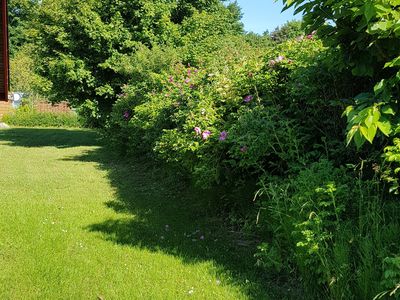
[107,35,334,186]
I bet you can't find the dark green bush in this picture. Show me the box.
[255,160,400,299]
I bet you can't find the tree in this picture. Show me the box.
[283,0,400,148]
[8,0,40,56]
[270,20,303,43]
[34,0,242,126]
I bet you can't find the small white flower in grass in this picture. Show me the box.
[200,235,205,240]
[216,280,221,285]
[188,287,194,295]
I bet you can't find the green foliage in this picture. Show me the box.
[283,0,400,148]
[382,138,400,194]
[107,34,271,186]
[2,106,81,128]
[227,105,302,173]
[256,160,400,299]
[343,95,393,149]
[10,46,51,95]
[374,257,400,299]
[8,0,40,55]
[270,20,304,43]
[34,0,242,126]
[107,36,345,187]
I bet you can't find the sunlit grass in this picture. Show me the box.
[0,128,272,299]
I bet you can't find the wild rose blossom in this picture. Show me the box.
[202,130,211,140]
[269,55,288,68]
[194,127,202,135]
[219,131,228,141]
[123,111,130,120]
[184,78,190,84]
[243,95,254,103]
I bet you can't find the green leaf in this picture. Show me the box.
[363,2,376,22]
[384,56,400,68]
[373,109,381,123]
[377,120,392,136]
[365,114,374,128]
[367,124,378,143]
[369,20,393,32]
[354,130,366,149]
[342,105,354,117]
[382,105,395,115]
[346,125,358,146]
[360,124,377,143]
[374,79,385,94]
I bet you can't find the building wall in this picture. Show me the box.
[34,101,73,113]
[0,0,8,101]
[0,100,11,117]
[0,101,74,120]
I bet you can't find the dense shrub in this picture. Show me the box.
[2,106,81,128]
[108,36,336,184]
[255,160,400,299]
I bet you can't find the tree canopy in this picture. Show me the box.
[32,0,242,125]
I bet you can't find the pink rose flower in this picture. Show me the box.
[202,130,211,140]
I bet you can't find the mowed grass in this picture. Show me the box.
[0,128,272,300]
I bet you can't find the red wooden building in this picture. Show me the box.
[0,0,7,99]
[0,0,9,116]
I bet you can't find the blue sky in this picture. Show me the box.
[232,0,301,34]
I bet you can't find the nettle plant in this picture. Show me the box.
[283,0,400,148]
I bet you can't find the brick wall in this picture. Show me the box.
[0,100,11,118]
[34,101,73,113]
[0,100,74,120]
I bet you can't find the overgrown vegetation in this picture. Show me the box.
[2,106,81,128]
[8,0,400,298]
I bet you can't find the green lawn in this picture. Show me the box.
[0,128,275,299]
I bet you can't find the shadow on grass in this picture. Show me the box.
[0,127,291,299]
[0,128,100,148]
